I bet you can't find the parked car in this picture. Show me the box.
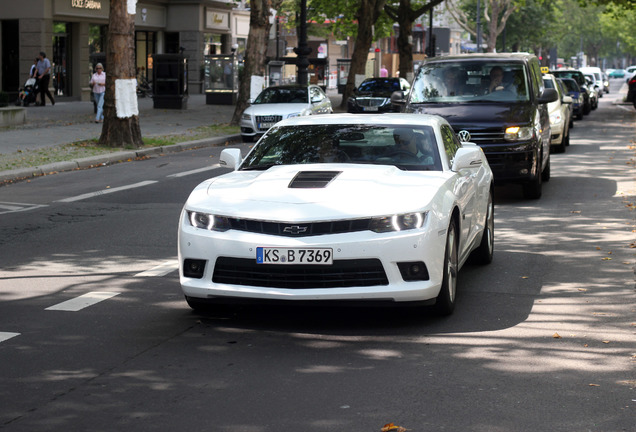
[393,53,557,199]
[580,67,605,96]
[179,113,494,315]
[558,79,574,129]
[239,84,333,142]
[608,69,625,78]
[551,69,592,115]
[543,74,572,153]
[626,75,636,109]
[347,77,411,113]
[560,77,584,120]
[625,65,636,82]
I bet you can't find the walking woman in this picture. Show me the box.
[90,63,106,123]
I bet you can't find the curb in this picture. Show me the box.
[0,134,242,184]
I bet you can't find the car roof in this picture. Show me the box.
[422,52,537,64]
[275,113,449,129]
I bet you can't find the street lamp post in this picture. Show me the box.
[294,0,311,85]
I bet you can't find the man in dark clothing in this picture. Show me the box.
[36,51,55,106]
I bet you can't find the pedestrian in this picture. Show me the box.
[35,51,55,106]
[380,65,388,77]
[30,58,38,78]
[89,63,106,123]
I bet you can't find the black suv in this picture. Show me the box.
[392,53,557,199]
[348,77,411,113]
[550,69,592,115]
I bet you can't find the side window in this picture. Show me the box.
[441,125,461,163]
[529,59,543,98]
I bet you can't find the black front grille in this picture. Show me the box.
[462,130,506,144]
[227,217,373,237]
[212,257,388,289]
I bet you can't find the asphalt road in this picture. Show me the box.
[0,79,634,431]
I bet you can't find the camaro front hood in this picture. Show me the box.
[186,164,447,221]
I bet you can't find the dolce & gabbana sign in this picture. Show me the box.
[71,0,102,10]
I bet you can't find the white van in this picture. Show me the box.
[580,67,605,95]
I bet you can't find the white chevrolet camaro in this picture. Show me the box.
[179,114,494,315]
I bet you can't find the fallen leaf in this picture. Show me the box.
[553,333,562,339]
[382,423,408,432]
[602,341,610,344]
[602,257,612,261]
[521,276,529,279]
[589,384,600,387]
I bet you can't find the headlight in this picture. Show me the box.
[370,212,427,233]
[187,211,231,232]
[549,113,563,125]
[287,112,301,118]
[504,126,534,141]
[241,113,251,121]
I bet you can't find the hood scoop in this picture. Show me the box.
[289,171,342,189]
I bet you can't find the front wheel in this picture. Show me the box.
[472,191,494,264]
[434,220,458,316]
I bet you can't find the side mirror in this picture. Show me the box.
[562,95,573,105]
[390,90,406,106]
[219,148,242,171]
[538,88,558,104]
[452,146,483,172]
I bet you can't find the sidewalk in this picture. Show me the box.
[0,89,344,183]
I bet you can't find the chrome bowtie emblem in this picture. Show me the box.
[283,225,308,234]
[458,130,471,142]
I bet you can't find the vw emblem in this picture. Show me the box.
[283,225,308,235]
[458,130,471,142]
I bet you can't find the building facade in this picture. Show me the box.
[0,0,250,101]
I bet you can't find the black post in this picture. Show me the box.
[294,0,311,85]
[476,0,482,53]
[428,7,434,57]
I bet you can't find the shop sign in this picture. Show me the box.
[206,9,230,31]
[71,0,102,10]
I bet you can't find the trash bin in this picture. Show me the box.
[152,54,188,109]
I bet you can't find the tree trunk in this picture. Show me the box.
[340,0,387,110]
[99,0,143,148]
[231,0,283,126]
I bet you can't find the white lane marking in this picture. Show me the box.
[55,181,158,203]
[134,260,179,277]
[167,165,221,178]
[46,292,120,312]
[0,202,48,215]
[0,332,20,343]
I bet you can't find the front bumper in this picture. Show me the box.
[178,211,447,303]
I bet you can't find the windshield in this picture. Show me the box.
[357,79,401,93]
[254,87,308,104]
[410,61,529,103]
[240,124,443,171]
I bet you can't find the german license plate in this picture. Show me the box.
[256,247,333,265]
[258,122,274,129]
[363,106,378,112]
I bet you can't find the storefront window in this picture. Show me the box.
[52,22,70,97]
[136,31,156,84]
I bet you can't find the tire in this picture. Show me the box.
[524,169,543,200]
[472,190,494,265]
[541,153,551,182]
[564,130,570,147]
[577,111,583,120]
[434,219,458,316]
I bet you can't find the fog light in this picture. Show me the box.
[397,261,429,281]
[183,259,206,279]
